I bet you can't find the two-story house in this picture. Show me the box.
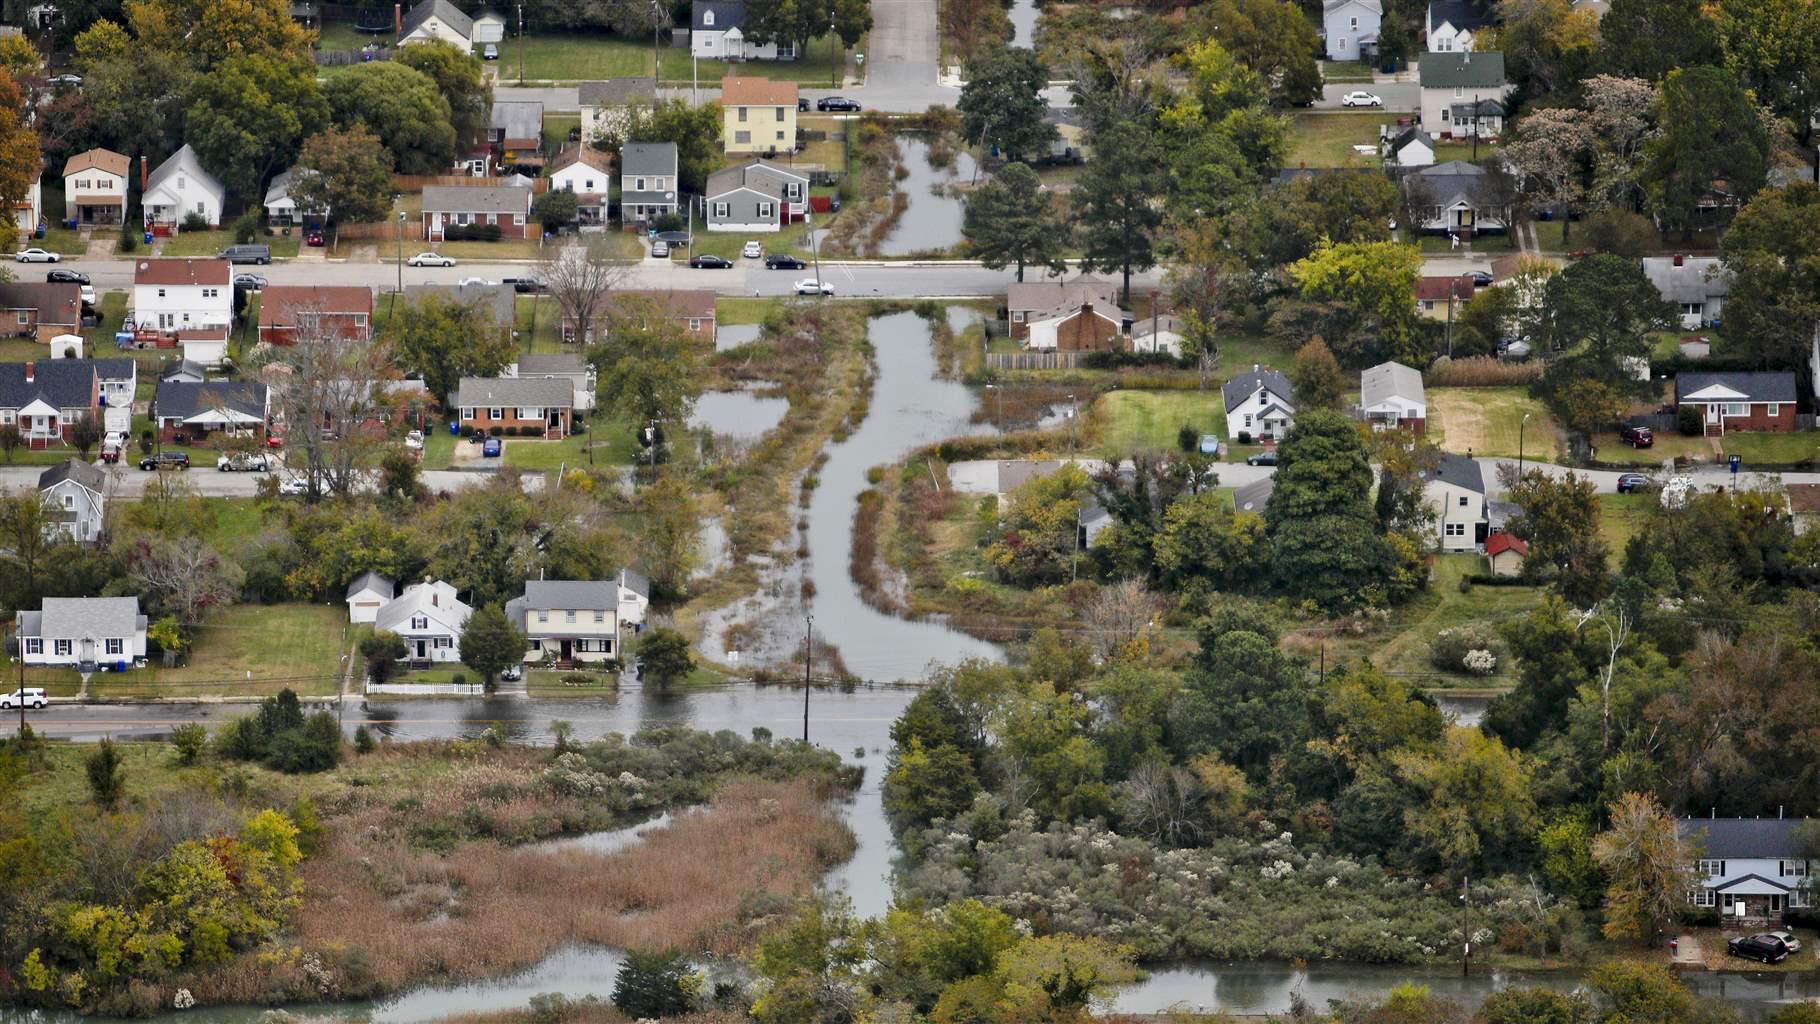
[1426,0,1494,51]
[131,258,233,334]
[1682,816,1815,920]
[621,141,680,224]
[490,101,545,173]
[142,145,225,230]
[256,285,374,345]
[17,596,147,669]
[1419,51,1508,139]
[549,145,614,225]
[703,160,808,232]
[375,579,472,665]
[721,76,799,155]
[1421,451,1486,551]
[580,78,658,144]
[62,147,128,225]
[505,579,623,665]
[1416,274,1476,320]
[692,0,796,60]
[1221,366,1296,443]
[452,375,574,438]
[92,358,135,433]
[0,360,98,448]
[38,459,107,543]
[1643,254,1729,330]
[1323,0,1382,61]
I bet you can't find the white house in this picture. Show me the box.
[1681,817,1815,920]
[579,79,657,144]
[614,568,650,626]
[376,579,473,665]
[691,0,796,60]
[1419,52,1508,138]
[1221,366,1295,442]
[37,459,107,544]
[132,259,233,333]
[62,148,128,226]
[504,579,622,665]
[1322,0,1381,61]
[143,145,225,230]
[1642,254,1728,329]
[1384,126,1436,169]
[400,0,474,48]
[1421,451,1486,551]
[507,353,598,412]
[346,571,396,624]
[1426,0,1494,52]
[16,596,147,669]
[263,167,325,226]
[549,145,613,226]
[1359,360,1427,433]
[1130,314,1184,357]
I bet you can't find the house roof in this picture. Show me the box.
[145,144,223,200]
[1324,0,1382,10]
[346,571,396,601]
[403,0,473,38]
[1132,314,1181,340]
[1233,477,1274,514]
[405,282,517,328]
[153,380,268,421]
[1416,274,1476,302]
[0,282,80,324]
[721,75,799,106]
[1450,98,1505,119]
[552,144,614,178]
[452,375,574,410]
[693,0,746,30]
[516,579,618,611]
[618,567,650,598]
[517,353,588,376]
[1675,371,1797,405]
[32,596,143,640]
[263,166,322,207]
[133,258,231,288]
[579,78,657,108]
[1006,276,1120,313]
[160,359,209,382]
[1711,873,1792,893]
[62,147,129,179]
[1390,126,1433,156]
[1788,484,1820,515]
[1421,50,1506,90]
[257,285,373,329]
[705,164,777,201]
[1221,366,1293,413]
[622,141,679,177]
[599,288,718,322]
[1409,160,1491,209]
[38,458,105,493]
[1642,256,1729,304]
[1361,361,1425,408]
[491,100,545,143]
[1487,499,1519,529]
[421,184,532,215]
[375,580,472,634]
[1678,817,1812,859]
[1485,532,1528,558]
[1423,451,1485,494]
[1428,0,1495,30]
[0,360,94,411]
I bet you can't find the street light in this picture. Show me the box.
[1517,411,1531,476]
[392,203,406,318]
[1066,393,1076,458]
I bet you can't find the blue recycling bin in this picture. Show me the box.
[144,231,153,245]
[449,420,459,436]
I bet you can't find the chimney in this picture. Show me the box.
[139,154,147,192]
[395,2,403,34]
[1673,252,1684,267]
[23,361,33,383]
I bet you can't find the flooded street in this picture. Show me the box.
[1008,0,1039,48]
[878,138,978,257]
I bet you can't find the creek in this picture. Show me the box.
[877,139,977,257]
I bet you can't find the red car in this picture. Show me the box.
[306,231,325,247]
[1619,425,1654,448]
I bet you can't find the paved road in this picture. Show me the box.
[0,463,506,496]
[1314,80,1420,112]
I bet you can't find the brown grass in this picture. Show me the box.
[1426,355,1545,388]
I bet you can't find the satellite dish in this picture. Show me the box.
[664,191,676,200]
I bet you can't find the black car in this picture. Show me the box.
[765,253,807,270]
[1728,934,1790,964]
[1246,451,1278,467]
[689,255,734,269]
[504,277,547,293]
[817,96,862,112]
[1619,425,1655,448]
[1469,270,1494,287]
[139,452,190,471]
[1616,473,1652,494]
[233,273,266,291]
[46,269,89,285]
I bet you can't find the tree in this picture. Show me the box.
[636,474,701,596]
[612,950,700,1018]
[85,737,125,808]
[254,314,397,499]
[1391,726,1538,873]
[638,627,694,688]
[1152,489,1265,594]
[591,301,705,431]
[1600,0,1718,78]
[387,290,519,403]
[72,18,193,173]
[0,70,37,255]
[1476,988,1595,1024]
[1074,120,1167,303]
[323,62,456,174]
[983,462,1093,586]
[544,241,628,346]
[962,162,1066,282]
[1643,66,1769,237]
[67,414,103,458]
[395,40,491,150]
[184,52,326,200]
[459,604,525,691]
[993,935,1137,1021]
[751,896,868,1024]
[1713,0,1820,146]
[1536,254,1672,370]
[602,98,725,193]
[1495,0,1600,99]
[1592,791,1694,943]
[1195,0,1322,106]
[128,0,313,68]
[290,125,394,247]
[122,536,243,627]
[0,423,19,463]
[1288,240,1423,365]
[1721,182,1820,369]
[957,46,1058,162]
[533,188,579,232]
[1502,467,1609,598]
[1264,410,1391,612]
[359,630,409,685]
[1291,337,1345,410]
[1502,107,1596,239]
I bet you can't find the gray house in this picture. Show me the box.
[1404,160,1509,236]
[508,353,597,412]
[621,142,681,224]
[404,282,517,344]
[703,160,809,233]
[38,459,106,543]
[1323,0,1381,61]
[1643,255,1729,329]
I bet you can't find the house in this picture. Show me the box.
[1643,254,1728,329]
[613,568,651,625]
[346,571,396,624]
[1026,302,1126,352]
[62,148,128,225]
[263,167,326,226]
[1384,126,1436,168]
[1426,0,1494,51]
[452,375,574,438]
[8,175,39,237]
[400,0,474,48]
[404,281,518,343]
[1420,52,1507,139]
[15,597,147,669]
[1484,532,1527,576]
[579,78,657,144]
[1232,477,1274,515]
[505,579,623,665]
[375,580,472,665]
[160,360,210,385]
[564,288,717,344]
[1005,278,1122,339]
[549,145,614,225]
[702,160,808,232]
[0,282,81,342]
[721,76,799,154]
[421,184,534,240]
[152,379,270,444]
[1360,360,1427,433]
[131,258,233,333]
[1415,274,1475,320]
[1447,97,1505,138]
[0,360,98,448]
[37,459,107,544]
[491,101,545,171]
[1788,485,1820,536]
[692,0,796,60]
[1681,816,1816,920]
[1405,160,1509,236]
[256,285,375,345]
[472,10,507,42]
[1675,371,1798,435]
[142,145,225,230]
[1130,314,1184,357]
[1322,0,1381,61]
[507,353,598,412]
[1222,366,1295,443]
[1420,451,1486,551]
[621,141,681,224]
[172,326,231,369]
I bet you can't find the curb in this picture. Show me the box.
[46,695,348,706]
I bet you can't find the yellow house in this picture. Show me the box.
[722,76,799,155]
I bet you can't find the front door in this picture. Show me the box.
[414,640,426,660]
[560,639,573,661]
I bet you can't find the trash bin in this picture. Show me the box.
[448,420,460,436]
[144,231,154,245]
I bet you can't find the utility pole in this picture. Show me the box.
[651,0,663,92]
[394,206,405,317]
[802,613,813,742]
[517,4,525,86]
[1461,875,1472,977]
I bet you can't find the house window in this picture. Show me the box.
[1796,888,1813,909]
[462,407,474,420]
[1458,496,1469,507]
[1782,860,1809,878]
[688,318,702,331]
[489,407,504,420]
[737,107,748,123]
[703,9,714,24]
[758,201,775,218]
[636,177,646,191]
[13,312,24,326]
[735,131,751,144]
[775,106,785,119]
[519,407,541,419]
[776,130,785,141]
[1680,302,1703,317]
[1454,87,1464,98]
[1725,403,1748,417]
[1444,522,1465,537]
[106,638,122,655]
[1349,15,1357,28]
[594,610,605,623]
[158,288,166,298]
[433,636,453,648]
[1012,311,1025,323]
[54,639,71,656]
[411,615,428,630]
[1243,414,1253,427]
[23,638,40,655]
[1689,888,1716,907]
[565,610,576,623]
[538,610,549,623]
[1440,109,1450,122]
[62,494,73,508]
[713,201,730,218]
[1768,404,1781,417]
[1698,859,1726,877]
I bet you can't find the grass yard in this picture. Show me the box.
[1095,390,1225,456]
[689,211,830,262]
[518,293,565,352]
[86,604,348,699]
[1427,387,1561,460]
[1320,60,1378,82]
[717,296,789,325]
[421,427,456,470]
[1287,112,1387,168]
[0,657,83,697]
[1723,431,1820,464]
[1418,231,1515,254]
[1215,332,1297,376]
[656,33,850,85]
[159,230,301,260]
[526,667,621,696]
[1588,431,1709,466]
[1599,492,1655,553]
[544,113,581,150]
[1368,554,1547,689]
[429,238,554,261]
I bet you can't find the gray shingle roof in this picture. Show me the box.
[517,353,587,375]
[347,571,396,601]
[1221,366,1293,414]
[1421,51,1506,90]
[403,0,473,39]
[421,185,532,216]
[618,568,650,597]
[1643,256,1729,304]
[519,579,617,610]
[490,101,544,142]
[692,0,746,30]
[621,141,678,177]
[1409,160,1489,209]
[1679,817,1810,859]
[1676,371,1797,404]
[0,360,94,411]
[1428,0,1495,30]
[153,380,268,421]
[1360,360,1425,409]
[452,375,574,410]
[579,78,657,108]
[1424,451,1485,494]
[1233,477,1274,514]
[38,459,105,493]
[404,282,517,328]
[31,597,143,640]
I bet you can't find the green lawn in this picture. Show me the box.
[86,604,348,699]
[429,238,553,261]
[160,230,302,260]
[1428,387,1560,460]
[518,293,565,352]
[1287,111,1386,167]
[717,296,788,325]
[1588,431,1708,466]
[689,203,835,261]
[655,32,850,85]
[1722,431,1820,465]
[1370,554,1547,689]
[1214,332,1297,376]
[1320,60,1377,82]
[0,657,83,697]
[1599,492,1655,553]
[1093,390,1270,463]
[1419,231,1515,253]
[502,421,637,470]
[421,427,456,470]
[526,667,620,696]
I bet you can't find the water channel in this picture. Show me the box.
[877,139,977,257]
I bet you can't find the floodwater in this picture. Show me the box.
[1008,0,1039,48]
[689,386,789,441]
[877,137,978,257]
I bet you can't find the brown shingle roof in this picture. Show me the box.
[257,286,374,328]
[1415,275,1475,302]
[0,282,80,325]
[552,144,614,175]
[62,148,129,179]
[602,288,716,321]
[721,75,799,106]
[1788,484,1820,515]
[134,259,231,287]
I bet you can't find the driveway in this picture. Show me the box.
[1314,80,1419,112]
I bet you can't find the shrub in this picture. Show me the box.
[1178,423,1200,452]
[86,737,126,807]
[119,227,138,252]
[1430,624,1503,675]
[264,711,343,773]
[353,724,376,754]
[450,671,468,686]
[1677,403,1704,437]
[459,424,475,438]
[360,630,409,684]
[230,209,261,244]
[1237,430,1252,445]
[181,211,209,232]
[481,223,503,242]
[169,722,208,766]
[612,950,699,1018]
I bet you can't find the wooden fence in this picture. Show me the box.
[392,174,551,194]
[334,220,425,242]
[986,350,1088,371]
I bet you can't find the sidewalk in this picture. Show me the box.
[1672,933,1706,969]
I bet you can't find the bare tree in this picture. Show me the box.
[544,240,630,346]
[1083,579,1163,662]
[250,308,397,499]
[123,535,244,627]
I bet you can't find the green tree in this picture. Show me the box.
[387,291,519,403]
[1196,0,1322,106]
[533,188,580,232]
[395,40,491,150]
[1263,409,1391,612]
[290,125,395,246]
[184,51,326,200]
[1291,336,1345,410]
[993,934,1138,1021]
[1600,0,1719,78]
[73,18,193,171]
[1536,253,1673,370]
[612,949,700,1018]
[1152,489,1264,594]
[1537,809,1605,908]
[883,736,982,833]
[591,310,705,436]
[1720,182,1820,369]
[1074,120,1167,303]
[961,162,1065,282]
[1176,614,1315,780]
[1714,0,1820,145]
[1586,961,1705,1023]
[982,462,1092,586]
[637,475,702,596]
[1643,65,1769,237]
[1484,597,1599,748]
[751,896,868,1024]
[1476,987,1595,1024]
[957,46,1057,162]
[1503,467,1609,598]
[994,681,1111,822]
[605,98,725,192]
[323,61,457,174]
[359,630,409,685]
[1288,240,1423,365]
[85,737,125,808]
[1392,727,1538,873]
[169,722,208,766]
[1592,791,1693,944]
[638,627,693,688]
[459,604,525,691]
[0,423,19,463]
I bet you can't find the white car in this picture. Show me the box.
[14,248,59,263]
[458,276,495,287]
[794,277,834,296]
[278,476,310,496]
[217,451,269,472]
[1769,930,1803,953]
[0,688,47,710]
[407,252,457,267]
[404,430,425,451]
[742,240,764,259]
[79,285,96,306]
[1340,90,1383,108]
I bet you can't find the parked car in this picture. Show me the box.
[1616,473,1653,494]
[482,436,503,458]
[690,254,733,269]
[233,273,267,291]
[504,276,546,293]
[306,231,325,247]
[46,269,89,285]
[139,452,190,471]
[1340,90,1382,108]
[1619,425,1655,448]
[483,42,499,59]
[1469,270,1494,287]
[796,97,810,111]
[501,664,523,682]
[78,285,96,306]
[407,251,456,267]
[1246,450,1278,467]
[742,241,764,259]
[458,276,495,287]
[1198,434,1222,456]
[404,429,425,451]
[98,431,126,463]
[1769,930,1803,954]
[14,247,58,263]
[0,688,47,710]
[650,240,671,258]
[278,475,309,496]
[47,73,82,88]
[216,451,269,472]
[794,277,835,295]
[220,244,271,264]
[1728,934,1789,964]
[818,96,862,112]
[766,253,806,270]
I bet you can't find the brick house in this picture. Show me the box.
[1675,371,1798,436]
[453,376,574,438]
[0,360,99,448]
[152,379,271,444]
[0,282,82,342]
[562,289,717,344]
[1025,302,1125,352]
[1005,278,1123,340]
[257,285,375,345]
[421,185,534,241]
